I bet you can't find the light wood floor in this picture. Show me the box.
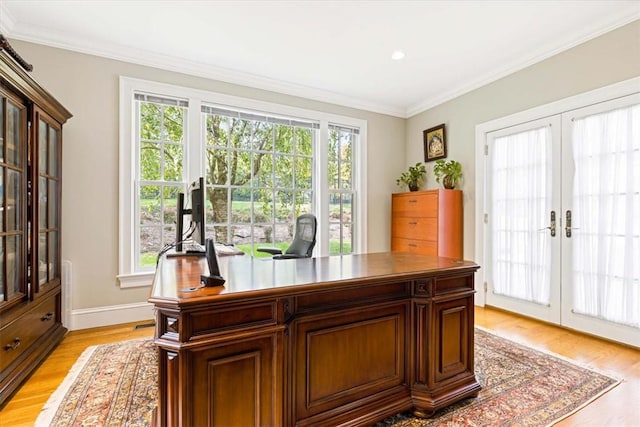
[1,307,638,426]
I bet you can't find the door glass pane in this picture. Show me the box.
[49,127,58,177]
[49,179,58,228]
[49,231,59,280]
[0,237,4,300]
[7,102,20,166]
[6,169,21,232]
[39,176,48,229]
[7,235,21,296]
[39,119,47,174]
[39,232,47,285]
[491,126,552,305]
[571,104,640,327]
[0,169,4,227]
[0,100,4,163]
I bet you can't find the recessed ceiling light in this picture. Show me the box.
[391,50,405,60]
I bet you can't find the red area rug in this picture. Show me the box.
[35,329,618,426]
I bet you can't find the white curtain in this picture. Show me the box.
[491,126,552,305]
[571,104,640,328]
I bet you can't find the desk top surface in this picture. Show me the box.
[149,252,478,305]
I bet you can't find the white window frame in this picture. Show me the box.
[118,76,367,288]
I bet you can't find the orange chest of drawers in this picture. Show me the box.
[391,189,463,259]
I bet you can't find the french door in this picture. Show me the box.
[484,93,640,347]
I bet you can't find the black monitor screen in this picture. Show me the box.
[175,177,206,252]
[188,177,206,246]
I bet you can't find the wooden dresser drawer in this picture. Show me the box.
[0,296,57,372]
[391,238,437,255]
[392,217,437,241]
[392,192,438,218]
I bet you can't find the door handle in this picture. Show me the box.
[538,210,556,237]
[565,210,579,237]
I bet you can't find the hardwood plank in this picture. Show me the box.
[1,309,638,426]
[0,321,154,427]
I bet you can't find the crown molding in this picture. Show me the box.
[406,14,640,117]
[5,25,407,118]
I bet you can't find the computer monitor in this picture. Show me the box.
[174,177,206,252]
[188,177,206,246]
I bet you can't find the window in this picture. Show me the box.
[202,106,317,256]
[328,124,357,254]
[118,77,367,287]
[135,94,187,267]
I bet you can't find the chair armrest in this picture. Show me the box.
[256,247,283,255]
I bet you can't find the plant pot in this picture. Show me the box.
[408,183,419,192]
[442,175,456,189]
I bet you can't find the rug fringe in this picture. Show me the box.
[544,379,622,427]
[34,344,99,427]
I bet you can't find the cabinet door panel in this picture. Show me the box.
[190,333,280,427]
[294,303,407,420]
[433,297,473,383]
[33,111,62,296]
[0,92,27,304]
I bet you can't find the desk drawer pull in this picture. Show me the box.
[408,221,418,225]
[4,337,21,351]
[408,199,418,203]
[41,312,54,321]
[408,243,417,247]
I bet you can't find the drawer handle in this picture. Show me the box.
[4,337,21,351]
[408,199,418,203]
[41,312,54,322]
[408,221,418,225]
[408,243,417,247]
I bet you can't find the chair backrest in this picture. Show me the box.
[284,213,317,257]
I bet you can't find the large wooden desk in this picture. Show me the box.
[149,252,480,426]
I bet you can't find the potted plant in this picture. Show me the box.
[433,159,463,189]
[396,162,427,192]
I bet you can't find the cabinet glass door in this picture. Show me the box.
[35,111,61,294]
[0,93,27,303]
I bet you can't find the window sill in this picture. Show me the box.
[117,272,154,289]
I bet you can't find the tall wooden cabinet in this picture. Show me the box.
[391,189,463,259]
[0,36,72,406]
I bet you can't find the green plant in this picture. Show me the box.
[396,162,427,191]
[433,159,463,189]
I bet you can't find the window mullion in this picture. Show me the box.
[316,121,329,257]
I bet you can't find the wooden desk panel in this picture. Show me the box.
[150,252,480,426]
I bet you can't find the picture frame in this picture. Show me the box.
[423,123,447,162]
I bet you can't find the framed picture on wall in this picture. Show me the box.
[424,123,446,162]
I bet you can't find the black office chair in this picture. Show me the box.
[257,214,317,259]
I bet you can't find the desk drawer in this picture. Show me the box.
[391,238,437,255]
[392,217,437,241]
[0,296,57,372]
[392,192,437,218]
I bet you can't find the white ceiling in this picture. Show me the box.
[1,1,638,118]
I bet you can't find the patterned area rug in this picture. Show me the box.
[35,339,157,427]
[35,329,619,427]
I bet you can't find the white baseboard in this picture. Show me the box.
[68,301,154,331]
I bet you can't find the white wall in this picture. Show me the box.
[10,39,406,317]
[405,19,640,261]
